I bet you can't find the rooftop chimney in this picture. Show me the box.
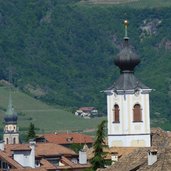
[79,150,87,164]
[148,149,157,165]
[29,140,36,168]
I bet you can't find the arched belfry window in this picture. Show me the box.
[113,104,120,123]
[133,104,142,122]
[6,138,9,144]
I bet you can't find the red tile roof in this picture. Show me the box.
[10,168,47,171]
[40,158,56,170]
[35,143,76,157]
[79,107,95,112]
[0,142,92,171]
[5,144,31,157]
[42,133,94,145]
[5,143,76,158]
[61,156,91,169]
[0,151,23,169]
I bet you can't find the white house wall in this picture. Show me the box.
[13,151,31,167]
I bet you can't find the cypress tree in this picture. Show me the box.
[26,122,36,142]
[91,120,106,170]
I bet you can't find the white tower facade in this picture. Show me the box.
[105,21,151,147]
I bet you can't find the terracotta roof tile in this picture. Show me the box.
[10,168,47,171]
[61,156,91,169]
[0,150,23,169]
[79,107,95,112]
[42,133,94,145]
[99,128,171,171]
[5,144,31,157]
[40,158,56,170]
[35,143,76,157]
[1,142,92,171]
[5,143,76,158]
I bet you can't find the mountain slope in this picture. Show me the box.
[1,1,171,129]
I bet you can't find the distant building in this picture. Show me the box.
[3,93,19,144]
[105,21,151,147]
[35,132,94,148]
[75,107,98,118]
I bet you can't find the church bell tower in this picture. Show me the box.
[105,20,151,147]
[3,93,19,144]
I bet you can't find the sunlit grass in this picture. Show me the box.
[0,86,106,133]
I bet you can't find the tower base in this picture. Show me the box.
[108,134,151,147]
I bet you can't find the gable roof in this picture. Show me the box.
[10,169,47,171]
[40,158,57,170]
[5,144,31,157]
[5,143,76,158]
[0,150,23,169]
[61,156,91,169]
[35,143,76,157]
[79,107,96,112]
[1,142,91,170]
[42,133,94,145]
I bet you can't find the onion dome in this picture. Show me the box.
[114,20,140,72]
[4,93,17,124]
[106,20,150,92]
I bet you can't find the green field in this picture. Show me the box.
[0,86,106,133]
[80,0,171,8]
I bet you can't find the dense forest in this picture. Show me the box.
[1,0,171,128]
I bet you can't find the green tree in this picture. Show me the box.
[91,120,106,170]
[26,122,36,142]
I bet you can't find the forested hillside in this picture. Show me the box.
[1,0,171,129]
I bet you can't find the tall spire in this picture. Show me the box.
[6,92,14,115]
[4,67,17,124]
[6,66,14,115]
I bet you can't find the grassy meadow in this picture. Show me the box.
[0,86,106,134]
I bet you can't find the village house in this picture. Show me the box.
[75,107,98,118]
[0,140,91,171]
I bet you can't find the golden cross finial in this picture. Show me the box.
[124,20,128,38]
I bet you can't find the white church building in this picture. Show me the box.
[105,21,152,147]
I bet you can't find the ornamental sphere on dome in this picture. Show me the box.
[124,20,128,26]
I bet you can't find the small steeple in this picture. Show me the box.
[4,92,17,124]
[6,92,14,116]
[3,68,19,145]
[4,83,17,124]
